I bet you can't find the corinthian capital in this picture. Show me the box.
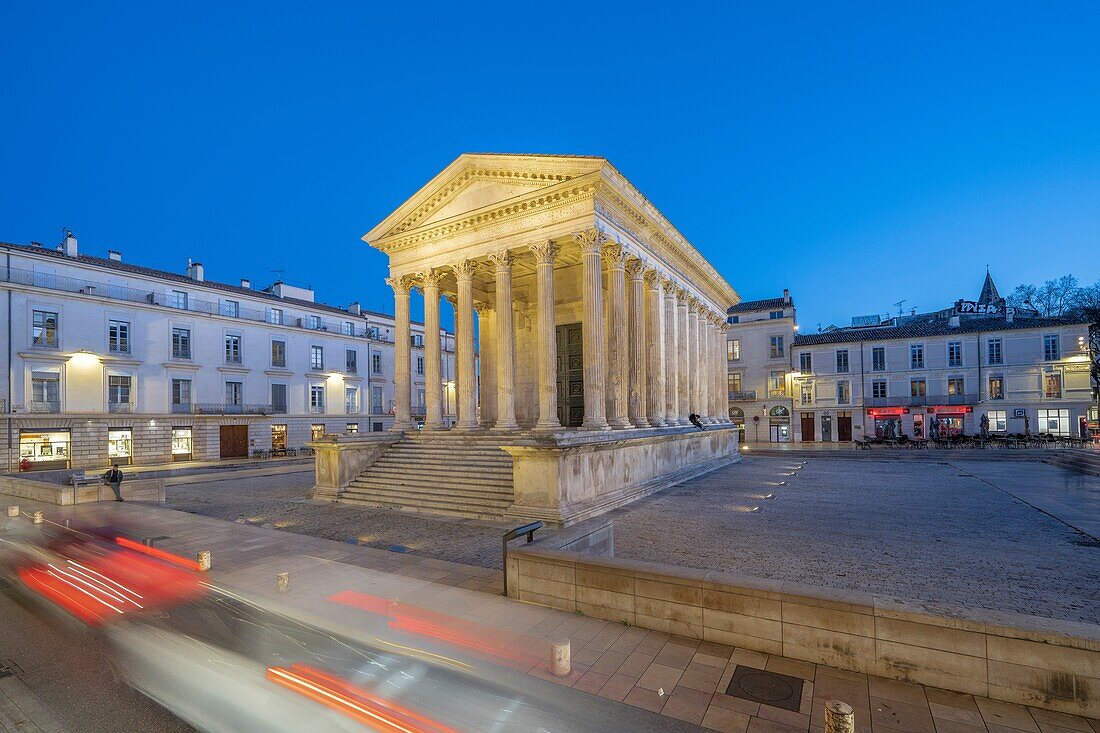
[642,268,663,290]
[417,268,446,289]
[601,244,628,269]
[487,250,514,272]
[625,258,647,280]
[451,259,477,281]
[385,275,414,295]
[529,240,560,266]
[573,227,608,254]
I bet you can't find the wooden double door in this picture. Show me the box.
[555,323,584,427]
[837,411,853,441]
[219,425,249,459]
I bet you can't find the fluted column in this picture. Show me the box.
[386,275,414,431]
[676,288,690,424]
[604,245,630,429]
[489,251,519,430]
[698,307,710,423]
[662,280,678,425]
[419,269,445,430]
[530,241,561,431]
[576,229,610,429]
[452,260,479,430]
[687,299,699,417]
[644,270,666,427]
[715,316,728,422]
[627,260,647,427]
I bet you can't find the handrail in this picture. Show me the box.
[502,521,543,598]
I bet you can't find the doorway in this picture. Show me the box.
[555,323,584,427]
[837,411,853,441]
[219,425,249,459]
[800,412,815,441]
[821,413,832,442]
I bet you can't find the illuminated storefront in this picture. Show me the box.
[18,430,71,471]
[868,408,909,439]
[271,424,287,452]
[107,428,133,465]
[171,427,193,461]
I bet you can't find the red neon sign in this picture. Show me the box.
[867,408,909,417]
[926,406,973,414]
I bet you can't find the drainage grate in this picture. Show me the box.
[724,665,804,711]
[0,664,13,680]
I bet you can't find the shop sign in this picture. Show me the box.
[1064,363,1090,372]
[1013,409,1026,418]
[867,407,909,417]
[927,405,974,414]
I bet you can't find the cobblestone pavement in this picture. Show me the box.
[608,456,1100,624]
[165,468,510,568]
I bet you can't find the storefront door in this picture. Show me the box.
[800,413,815,441]
[821,414,832,442]
[770,422,791,442]
[837,411,852,441]
[219,425,249,459]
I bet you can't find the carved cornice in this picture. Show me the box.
[529,240,560,266]
[385,275,414,295]
[601,244,628,269]
[451,259,477,281]
[487,250,514,272]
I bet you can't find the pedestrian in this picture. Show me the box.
[688,413,706,431]
[102,463,125,502]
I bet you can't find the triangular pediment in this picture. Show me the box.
[365,153,606,244]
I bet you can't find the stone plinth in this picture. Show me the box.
[502,425,740,527]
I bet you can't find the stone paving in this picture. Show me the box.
[607,456,1100,624]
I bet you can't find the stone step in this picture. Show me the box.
[348,474,513,491]
[381,447,511,462]
[337,493,507,520]
[370,461,512,477]
[344,484,513,505]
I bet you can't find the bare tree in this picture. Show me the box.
[1009,275,1080,316]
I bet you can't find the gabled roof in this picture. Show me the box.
[727,297,790,314]
[792,315,1088,346]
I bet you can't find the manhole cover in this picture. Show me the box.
[724,665,804,711]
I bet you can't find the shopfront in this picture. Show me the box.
[272,424,288,452]
[928,406,973,437]
[867,407,909,439]
[171,427,193,462]
[107,428,133,465]
[19,430,71,471]
[769,406,791,443]
[728,407,745,443]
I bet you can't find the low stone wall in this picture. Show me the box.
[0,474,165,505]
[502,426,740,527]
[308,434,401,499]
[506,543,1100,717]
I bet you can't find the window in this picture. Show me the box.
[416,356,425,376]
[988,376,1004,400]
[872,380,887,399]
[416,388,426,411]
[1037,408,1070,436]
[837,381,850,404]
[769,335,784,358]
[171,427,193,460]
[308,315,322,330]
[311,345,324,371]
[311,424,325,441]
[225,334,242,363]
[222,300,239,317]
[373,422,384,432]
[310,385,325,412]
[171,327,191,359]
[342,321,354,336]
[171,379,191,409]
[225,382,242,405]
[271,424,287,451]
[271,384,287,413]
[345,349,357,374]
[835,350,849,373]
[371,386,383,413]
[268,308,283,325]
[769,310,784,319]
[108,320,130,353]
[872,347,885,371]
[32,310,58,348]
[170,290,188,309]
[911,379,926,397]
[948,377,965,396]
[371,351,382,374]
[367,326,380,340]
[345,387,358,413]
[987,338,1003,365]
[799,352,812,373]
[727,315,739,324]
[411,334,423,348]
[1043,334,1060,361]
[271,340,286,368]
[107,428,133,464]
[948,341,962,367]
[1044,373,1062,398]
[800,383,813,405]
[727,339,741,361]
[108,375,131,406]
[346,423,358,434]
[31,372,60,408]
[728,373,742,393]
[910,344,924,369]
[988,410,1007,432]
[768,370,786,396]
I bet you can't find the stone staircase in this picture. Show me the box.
[1045,448,1100,477]
[338,431,535,520]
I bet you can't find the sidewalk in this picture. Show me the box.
[0,673,71,733]
[3,496,1097,733]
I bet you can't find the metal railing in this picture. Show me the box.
[867,394,978,407]
[502,521,543,597]
[190,403,275,415]
[27,401,60,413]
[728,390,757,401]
[170,403,192,414]
[108,402,133,413]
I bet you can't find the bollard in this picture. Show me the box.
[7,506,18,518]
[825,700,855,733]
[550,639,571,676]
[32,511,43,525]
[277,572,289,593]
[196,550,211,571]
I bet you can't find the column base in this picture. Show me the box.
[533,421,562,433]
[609,418,633,429]
[390,420,413,432]
[454,422,483,432]
[648,417,668,427]
[491,422,520,432]
[580,420,612,430]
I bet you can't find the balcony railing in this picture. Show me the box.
[867,394,978,408]
[728,390,757,401]
[171,403,192,414]
[28,400,60,413]
[309,405,325,414]
[0,264,396,343]
[108,401,133,413]
[189,403,275,415]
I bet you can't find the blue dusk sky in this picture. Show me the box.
[2,2,1098,330]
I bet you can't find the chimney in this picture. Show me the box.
[1006,307,1014,324]
[107,250,122,262]
[348,301,361,315]
[62,230,78,257]
[783,288,791,304]
[240,278,251,289]
[948,315,960,329]
[187,260,205,282]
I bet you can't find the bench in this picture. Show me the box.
[70,471,100,488]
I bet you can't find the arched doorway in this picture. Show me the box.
[769,405,791,443]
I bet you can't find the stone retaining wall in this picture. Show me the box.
[0,474,165,505]
[507,543,1100,717]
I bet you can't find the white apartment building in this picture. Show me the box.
[1,234,459,471]
[724,290,798,443]
[734,273,1094,443]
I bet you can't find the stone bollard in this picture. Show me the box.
[7,506,18,518]
[277,572,289,593]
[197,550,211,571]
[825,700,855,733]
[550,639,571,676]
[32,511,43,525]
